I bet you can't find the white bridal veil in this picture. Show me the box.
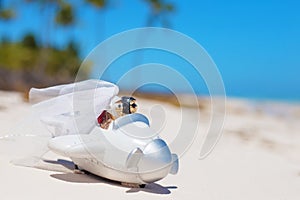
[0,79,119,167]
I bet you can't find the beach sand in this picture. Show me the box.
[1,91,300,200]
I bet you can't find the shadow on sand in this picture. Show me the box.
[46,159,177,195]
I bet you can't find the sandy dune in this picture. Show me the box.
[1,91,300,200]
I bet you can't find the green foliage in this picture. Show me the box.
[55,2,74,25]
[0,8,15,20]
[0,34,81,77]
[143,0,175,27]
[22,33,38,49]
[144,0,175,13]
[44,43,81,76]
[86,0,106,8]
[0,0,175,88]
[0,43,35,70]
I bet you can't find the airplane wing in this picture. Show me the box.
[0,79,119,168]
[30,79,119,136]
[29,79,119,104]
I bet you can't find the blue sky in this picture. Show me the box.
[1,0,300,101]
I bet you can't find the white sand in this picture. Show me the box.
[1,91,300,200]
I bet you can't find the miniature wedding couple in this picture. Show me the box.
[29,79,138,136]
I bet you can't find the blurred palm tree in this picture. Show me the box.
[144,0,175,27]
[55,1,74,25]
[86,0,106,8]
[0,0,175,92]
[0,8,15,20]
[0,0,15,20]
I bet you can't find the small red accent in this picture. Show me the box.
[97,110,107,125]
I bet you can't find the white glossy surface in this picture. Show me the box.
[48,113,178,184]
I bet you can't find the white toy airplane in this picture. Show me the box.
[29,79,179,188]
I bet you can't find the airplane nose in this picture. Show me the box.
[138,139,173,183]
